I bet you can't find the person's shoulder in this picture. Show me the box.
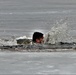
[26,42,44,49]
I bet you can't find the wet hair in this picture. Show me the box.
[32,32,43,42]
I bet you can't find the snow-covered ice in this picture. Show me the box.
[0,52,76,74]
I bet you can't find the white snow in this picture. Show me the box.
[0,51,76,74]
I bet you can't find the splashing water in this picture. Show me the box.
[0,18,76,47]
[44,18,76,44]
[0,38,17,46]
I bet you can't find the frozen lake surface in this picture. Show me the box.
[0,52,76,74]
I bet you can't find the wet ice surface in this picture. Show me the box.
[0,52,76,74]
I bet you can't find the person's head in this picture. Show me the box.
[32,32,44,44]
